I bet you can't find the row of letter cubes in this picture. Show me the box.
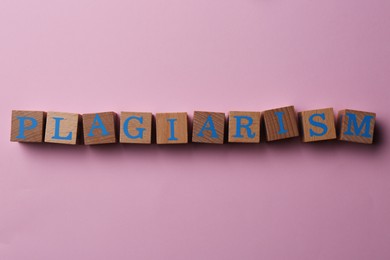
[10,106,376,145]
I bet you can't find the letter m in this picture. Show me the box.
[344,112,374,138]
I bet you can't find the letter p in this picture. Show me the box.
[16,116,38,139]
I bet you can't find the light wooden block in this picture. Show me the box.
[338,109,376,144]
[156,112,188,144]
[299,108,336,142]
[10,110,46,143]
[120,112,152,144]
[45,112,80,145]
[263,106,299,141]
[192,111,225,144]
[82,112,117,145]
[228,111,260,143]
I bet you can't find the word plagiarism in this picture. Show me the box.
[10,106,376,145]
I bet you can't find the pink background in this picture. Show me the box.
[1,0,389,259]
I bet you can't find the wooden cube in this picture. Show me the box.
[192,111,225,144]
[338,109,376,144]
[10,110,46,143]
[228,111,260,143]
[299,108,336,142]
[45,112,80,145]
[156,112,188,144]
[263,106,299,141]
[82,112,117,145]
[120,112,152,144]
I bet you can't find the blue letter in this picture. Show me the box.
[52,117,72,140]
[233,116,255,139]
[309,113,328,137]
[123,116,145,139]
[16,116,38,139]
[167,118,178,141]
[344,112,374,138]
[197,115,218,138]
[275,111,287,134]
[88,114,109,137]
